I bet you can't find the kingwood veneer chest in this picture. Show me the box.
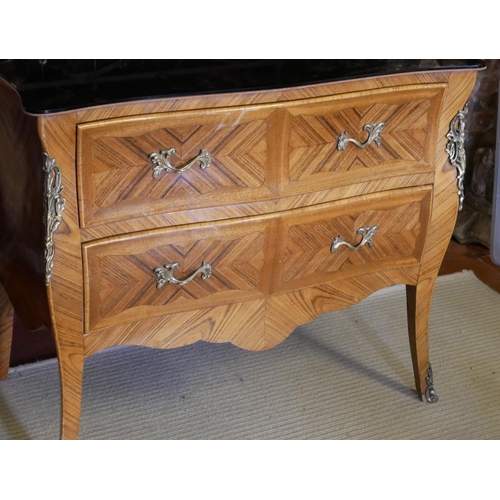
[0,60,482,439]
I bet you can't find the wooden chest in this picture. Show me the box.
[0,60,481,438]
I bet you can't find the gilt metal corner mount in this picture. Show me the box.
[43,152,66,286]
[446,104,468,211]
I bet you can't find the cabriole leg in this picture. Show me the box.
[0,282,14,380]
[406,280,439,403]
[56,342,84,440]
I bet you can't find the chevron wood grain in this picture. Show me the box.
[288,88,440,180]
[84,217,272,331]
[77,106,274,227]
[281,86,443,199]
[276,187,431,291]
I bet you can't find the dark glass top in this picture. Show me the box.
[0,59,485,114]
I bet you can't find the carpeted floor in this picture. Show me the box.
[1,270,499,440]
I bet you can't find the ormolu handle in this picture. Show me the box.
[337,122,385,151]
[154,262,212,289]
[149,148,211,178]
[331,226,379,253]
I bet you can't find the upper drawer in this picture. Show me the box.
[77,84,444,228]
[77,106,277,228]
[281,85,444,197]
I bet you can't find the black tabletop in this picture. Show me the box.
[0,59,485,114]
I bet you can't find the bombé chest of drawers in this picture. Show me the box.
[0,60,482,439]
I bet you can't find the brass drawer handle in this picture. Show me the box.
[149,148,211,178]
[337,122,385,151]
[154,262,212,289]
[331,226,379,253]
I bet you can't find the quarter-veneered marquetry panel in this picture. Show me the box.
[77,106,274,227]
[283,86,444,196]
[98,234,264,315]
[273,186,431,293]
[93,121,266,205]
[84,218,273,331]
[289,99,429,178]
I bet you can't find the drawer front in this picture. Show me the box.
[84,186,430,332]
[77,85,444,230]
[84,218,274,332]
[273,186,432,294]
[282,85,444,196]
[78,106,276,227]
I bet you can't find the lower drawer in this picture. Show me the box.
[84,185,431,333]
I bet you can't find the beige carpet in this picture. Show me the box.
[1,270,499,440]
